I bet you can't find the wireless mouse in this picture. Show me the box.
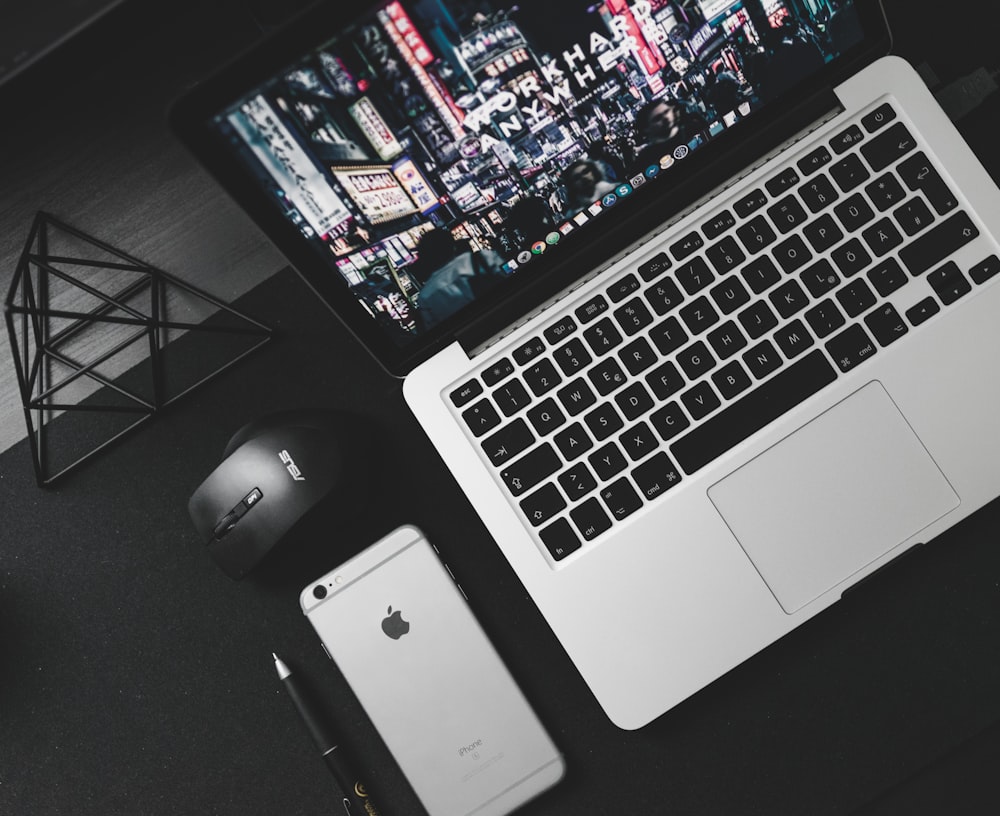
[188,410,372,579]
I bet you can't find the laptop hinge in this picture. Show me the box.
[455,86,842,359]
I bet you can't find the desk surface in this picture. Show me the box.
[2,3,999,815]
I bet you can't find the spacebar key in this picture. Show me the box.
[670,350,837,474]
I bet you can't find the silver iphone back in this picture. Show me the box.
[301,525,564,816]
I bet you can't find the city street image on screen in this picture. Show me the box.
[216,0,861,344]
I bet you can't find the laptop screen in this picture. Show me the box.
[199,0,870,359]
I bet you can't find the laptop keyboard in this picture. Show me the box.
[447,99,999,563]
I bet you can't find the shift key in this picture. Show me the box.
[898,211,978,276]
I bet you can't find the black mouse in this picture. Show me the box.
[188,410,372,579]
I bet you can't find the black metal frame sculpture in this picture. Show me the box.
[4,212,273,486]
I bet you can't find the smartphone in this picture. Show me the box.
[301,525,564,816]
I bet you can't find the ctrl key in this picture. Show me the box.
[825,323,877,373]
[539,518,581,561]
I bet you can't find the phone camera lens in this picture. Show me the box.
[312,585,328,600]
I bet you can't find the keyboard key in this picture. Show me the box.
[803,213,844,253]
[539,518,581,560]
[866,173,907,211]
[570,497,612,541]
[770,279,810,319]
[523,359,562,396]
[463,399,501,437]
[772,234,813,273]
[675,256,715,294]
[645,360,685,400]
[618,337,657,376]
[670,350,837,474]
[706,235,746,273]
[645,277,685,315]
[800,258,841,297]
[526,398,566,436]
[601,477,644,521]
[557,378,598,416]
[555,422,594,460]
[493,378,531,416]
[826,323,878,373]
[862,218,904,257]
[615,382,654,421]
[743,339,783,379]
[861,102,896,133]
[544,316,577,344]
[450,379,483,408]
[905,296,940,326]
[650,400,691,441]
[710,276,751,314]
[637,251,671,281]
[559,462,599,502]
[513,336,545,365]
[607,273,641,303]
[836,278,877,317]
[860,121,917,172]
[737,299,779,339]
[864,303,909,346]
[734,188,768,217]
[830,154,871,191]
[553,337,592,375]
[703,209,736,239]
[735,215,777,254]
[707,320,748,359]
[649,315,688,355]
[798,145,832,175]
[741,255,782,294]
[804,298,846,338]
[482,358,514,386]
[712,360,753,400]
[589,357,627,396]
[671,230,705,260]
[894,197,935,236]
[898,211,979,276]
[766,167,800,197]
[834,193,875,232]
[681,381,722,421]
[970,255,1000,284]
[501,443,561,496]
[632,452,683,501]
[867,257,908,296]
[589,442,629,480]
[774,318,815,358]
[677,340,716,379]
[619,421,658,462]
[897,152,958,215]
[830,237,872,278]
[483,418,534,466]
[613,298,654,335]
[520,483,567,527]
[583,317,623,355]
[830,123,865,154]
[584,402,625,441]
[680,295,720,335]
[575,294,608,323]
[768,194,809,234]
[798,173,839,213]
[927,261,972,305]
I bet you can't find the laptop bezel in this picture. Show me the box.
[169,0,891,378]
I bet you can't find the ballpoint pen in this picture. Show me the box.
[272,653,382,815]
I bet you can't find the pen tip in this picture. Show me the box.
[272,652,278,661]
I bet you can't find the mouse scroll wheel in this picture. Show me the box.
[213,510,241,540]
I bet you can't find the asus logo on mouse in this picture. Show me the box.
[278,450,305,481]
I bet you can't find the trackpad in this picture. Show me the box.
[708,382,959,613]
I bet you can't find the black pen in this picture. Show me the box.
[272,653,381,815]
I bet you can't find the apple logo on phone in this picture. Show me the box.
[381,606,410,639]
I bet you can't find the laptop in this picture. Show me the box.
[170,0,1000,729]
